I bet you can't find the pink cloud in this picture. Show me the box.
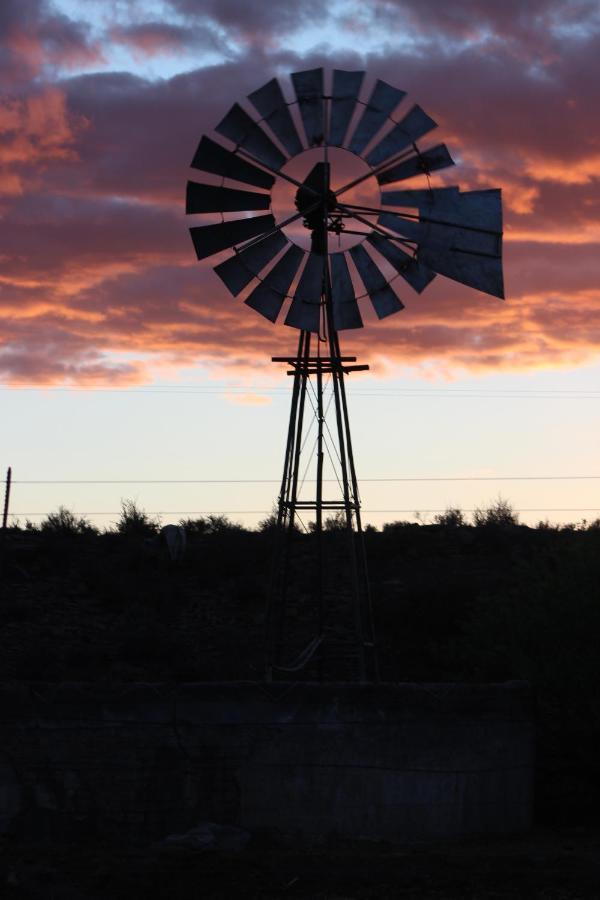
[0,2,599,383]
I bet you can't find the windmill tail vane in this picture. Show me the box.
[185,68,504,683]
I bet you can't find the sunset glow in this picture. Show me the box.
[2,0,599,527]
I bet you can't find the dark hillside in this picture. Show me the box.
[1,520,600,823]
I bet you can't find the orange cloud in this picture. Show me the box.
[1,3,599,386]
[0,88,87,198]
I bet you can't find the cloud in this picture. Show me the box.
[0,0,598,383]
[109,21,228,58]
[0,0,100,83]
[168,0,329,47]
[0,87,87,198]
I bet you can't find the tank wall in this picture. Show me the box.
[0,681,534,843]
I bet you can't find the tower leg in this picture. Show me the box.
[266,325,378,683]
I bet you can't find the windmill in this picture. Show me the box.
[186,69,503,683]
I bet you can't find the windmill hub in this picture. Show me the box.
[294,162,339,254]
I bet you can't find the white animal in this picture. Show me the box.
[160,524,186,563]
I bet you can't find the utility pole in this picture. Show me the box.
[2,466,11,531]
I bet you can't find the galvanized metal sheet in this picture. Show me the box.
[431,188,503,233]
[419,246,505,298]
[381,186,460,207]
[245,244,305,322]
[366,104,437,167]
[377,143,454,186]
[367,232,435,294]
[291,68,324,147]
[379,211,421,240]
[332,298,363,330]
[247,77,303,157]
[263,242,305,294]
[329,69,365,147]
[348,79,406,155]
[349,244,404,319]
[284,295,322,332]
[190,136,274,190]
[379,188,504,298]
[380,192,502,257]
[382,188,502,239]
[214,231,288,296]
[245,285,286,323]
[215,103,286,171]
[329,251,355,303]
[330,252,363,330]
[294,252,325,303]
[189,214,275,261]
[186,182,271,214]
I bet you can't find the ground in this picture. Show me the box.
[2,828,600,898]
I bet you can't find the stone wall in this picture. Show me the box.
[0,681,534,843]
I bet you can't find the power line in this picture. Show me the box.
[10,508,600,516]
[1,384,600,400]
[2,381,600,393]
[11,475,600,484]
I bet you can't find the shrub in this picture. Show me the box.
[179,516,209,534]
[40,506,97,535]
[382,519,417,532]
[202,514,245,534]
[115,499,159,536]
[434,506,466,527]
[324,511,348,531]
[257,509,278,532]
[473,496,519,527]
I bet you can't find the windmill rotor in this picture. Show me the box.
[186,68,504,331]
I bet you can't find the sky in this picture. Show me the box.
[1,0,599,529]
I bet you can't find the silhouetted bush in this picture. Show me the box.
[40,506,97,535]
[381,519,418,532]
[473,496,519,527]
[178,516,209,534]
[115,499,159,536]
[434,507,466,527]
[203,514,246,534]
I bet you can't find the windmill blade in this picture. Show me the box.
[215,103,286,170]
[379,211,447,249]
[349,244,404,319]
[429,188,503,232]
[382,186,460,207]
[381,189,503,297]
[186,182,270,214]
[285,252,325,331]
[191,136,274,190]
[377,143,454,186]
[367,232,435,294]
[284,295,321,332]
[189,214,275,261]
[291,68,324,147]
[214,231,288,296]
[379,190,502,256]
[245,244,305,322]
[419,246,504,298]
[330,252,363,329]
[366,105,438,167]
[329,69,365,147]
[294,252,325,302]
[248,77,303,157]
[348,79,406,156]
